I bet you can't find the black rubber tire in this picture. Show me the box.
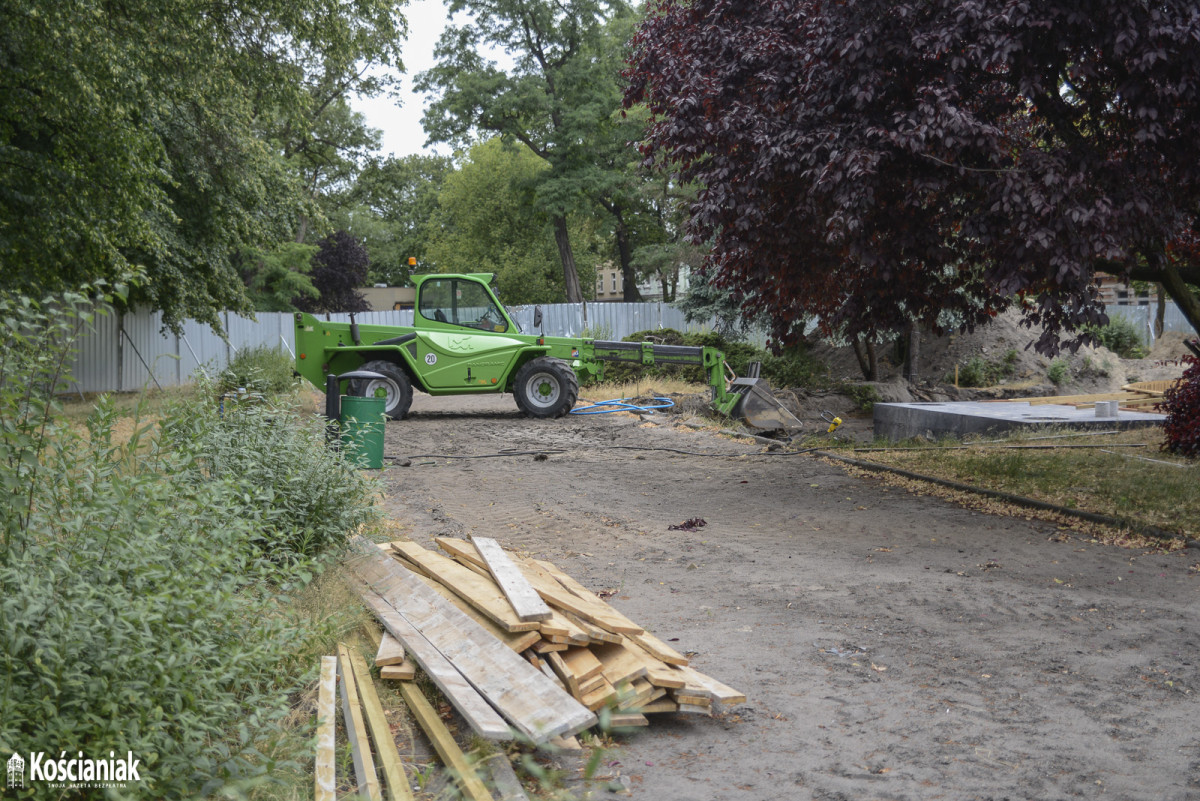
[350,359,414,420]
[513,356,579,419]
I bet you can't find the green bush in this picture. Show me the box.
[0,288,375,798]
[218,344,298,396]
[950,349,1019,387]
[1083,316,1148,359]
[601,328,823,389]
[1048,357,1070,385]
[163,394,380,565]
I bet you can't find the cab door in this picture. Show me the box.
[414,278,520,389]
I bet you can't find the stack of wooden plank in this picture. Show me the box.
[993,380,1178,411]
[372,535,745,729]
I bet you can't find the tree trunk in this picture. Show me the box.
[1160,263,1200,337]
[904,322,920,384]
[552,216,583,303]
[613,209,642,302]
[1155,283,1166,339]
[851,337,881,381]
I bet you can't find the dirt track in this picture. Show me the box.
[379,393,1200,801]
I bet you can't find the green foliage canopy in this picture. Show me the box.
[0,0,404,332]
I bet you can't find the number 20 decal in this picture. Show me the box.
[424,353,438,365]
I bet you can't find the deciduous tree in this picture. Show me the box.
[626,0,1200,350]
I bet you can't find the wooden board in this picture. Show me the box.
[436,538,643,636]
[532,558,645,635]
[471,536,553,622]
[532,639,568,654]
[562,612,621,645]
[391,541,541,633]
[638,699,679,714]
[607,712,649,728]
[315,656,337,801]
[669,664,747,705]
[376,632,408,666]
[577,674,607,695]
[348,566,512,740]
[545,651,582,698]
[338,644,383,801]
[380,662,417,681]
[580,676,617,711]
[560,647,604,683]
[349,537,596,743]
[414,570,542,653]
[398,681,496,801]
[347,648,414,801]
[677,702,714,716]
[591,641,650,688]
[627,630,689,667]
[482,752,532,801]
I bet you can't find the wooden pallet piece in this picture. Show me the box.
[348,566,512,740]
[413,569,542,654]
[397,681,496,801]
[436,538,642,636]
[668,664,747,706]
[315,656,338,801]
[380,662,417,681]
[532,639,568,654]
[471,536,553,622]
[350,538,596,743]
[376,632,408,666]
[347,648,415,801]
[337,644,383,801]
[391,541,540,633]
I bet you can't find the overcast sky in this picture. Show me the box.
[350,0,514,160]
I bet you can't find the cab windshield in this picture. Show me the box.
[418,279,511,333]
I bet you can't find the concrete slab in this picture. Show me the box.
[874,400,1166,442]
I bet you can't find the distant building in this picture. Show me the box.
[1097,275,1159,306]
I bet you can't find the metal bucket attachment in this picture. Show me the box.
[730,377,803,432]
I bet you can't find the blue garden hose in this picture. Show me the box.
[571,397,675,415]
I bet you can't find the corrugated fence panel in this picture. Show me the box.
[1104,303,1193,342]
[69,306,121,394]
[65,303,725,392]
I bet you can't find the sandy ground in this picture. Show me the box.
[378,392,1200,801]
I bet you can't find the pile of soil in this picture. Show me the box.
[779,311,1194,441]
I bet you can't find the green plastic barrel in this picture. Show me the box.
[339,395,386,469]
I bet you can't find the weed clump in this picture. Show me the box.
[949,349,1019,387]
[219,343,298,396]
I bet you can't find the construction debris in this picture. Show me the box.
[344,534,745,737]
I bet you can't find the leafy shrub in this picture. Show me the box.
[601,328,823,389]
[1160,355,1200,459]
[1083,316,1148,359]
[844,384,882,412]
[950,349,1019,387]
[0,288,374,798]
[163,395,380,564]
[1048,357,1070,385]
[219,344,298,396]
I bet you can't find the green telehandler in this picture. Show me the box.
[293,273,798,430]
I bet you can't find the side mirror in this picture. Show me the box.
[533,306,543,330]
